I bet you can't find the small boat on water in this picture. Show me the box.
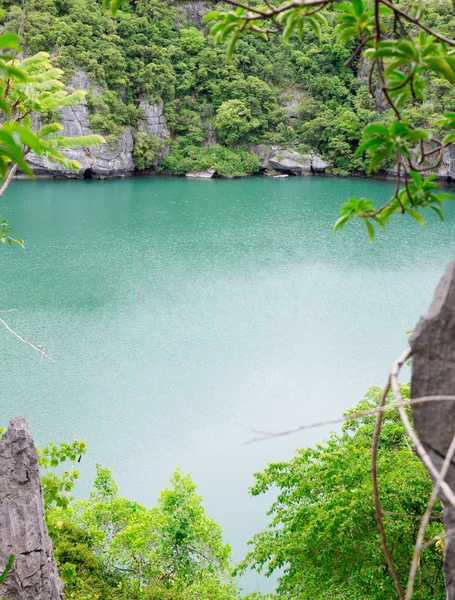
[273,174,289,179]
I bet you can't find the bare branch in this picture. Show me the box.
[379,0,455,47]
[242,395,455,443]
[382,510,441,521]
[392,354,455,514]
[371,347,410,600]
[0,316,54,362]
[219,0,333,22]
[0,164,18,199]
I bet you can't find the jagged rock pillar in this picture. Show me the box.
[0,416,63,600]
[410,261,455,599]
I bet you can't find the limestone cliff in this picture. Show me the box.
[28,70,170,179]
[0,416,63,600]
[253,144,330,175]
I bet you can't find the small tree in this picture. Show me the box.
[66,466,239,599]
[237,386,444,600]
[215,99,259,145]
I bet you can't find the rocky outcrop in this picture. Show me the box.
[27,71,171,179]
[410,262,455,599]
[280,89,306,120]
[438,145,455,181]
[138,100,170,139]
[252,145,330,175]
[28,69,135,178]
[178,1,210,23]
[186,166,217,178]
[380,144,455,182]
[0,416,64,600]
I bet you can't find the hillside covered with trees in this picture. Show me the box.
[1,0,454,177]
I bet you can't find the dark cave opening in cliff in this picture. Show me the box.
[84,168,94,179]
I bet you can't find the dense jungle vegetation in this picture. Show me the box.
[1,0,454,176]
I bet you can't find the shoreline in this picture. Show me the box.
[14,169,455,187]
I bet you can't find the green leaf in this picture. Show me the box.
[443,132,455,145]
[0,33,20,51]
[226,32,240,61]
[0,555,15,584]
[333,213,352,232]
[406,208,425,226]
[363,123,390,137]
[409,169,422,187]
[365,218,375,241]
[430,206,444,221]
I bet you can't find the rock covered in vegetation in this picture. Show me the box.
[381,144,455,182]
[0,416,64,600]
[28,71,171,179]
[253,144,330,175]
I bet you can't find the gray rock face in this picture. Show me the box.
[0,416,64,600]
[27,71,173,178]
[280,89,306,120]
[28,69,135,178]
[138,100,170,139]
[186,166,217,178]
[382,145,455,181]
[410,261,455,599]
[252,145,329,175]
[179,1,210,23]
[439,145,455,181]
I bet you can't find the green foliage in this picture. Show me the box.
[215,99,258,145]
[0,217,23,247]
[0,552,14,600]
[52,465,239,599]
[238,386,444,599]
[53,521,121,599]
[133,132,166,171]
[0,0,373,173]
[334,171,455,239]
[0,554,14,584]
[1,49,104,172]
[160,141,260,177]
[204,0,455,233]
[38,439,87,511]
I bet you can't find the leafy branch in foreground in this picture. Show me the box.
[0,34,105,245]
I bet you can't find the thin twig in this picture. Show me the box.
[382,510,441,521]
[0,164,18,199]
[380,0,455,47]
[241,395,455,443]
[220,0,333,21]
[371,347,411,600]
[344,35,374,67]
[0,317,54,361]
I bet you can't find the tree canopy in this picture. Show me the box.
[237,386,445,599]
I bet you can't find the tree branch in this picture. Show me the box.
[0,316,54,361]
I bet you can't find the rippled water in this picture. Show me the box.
[1,175,454,592]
